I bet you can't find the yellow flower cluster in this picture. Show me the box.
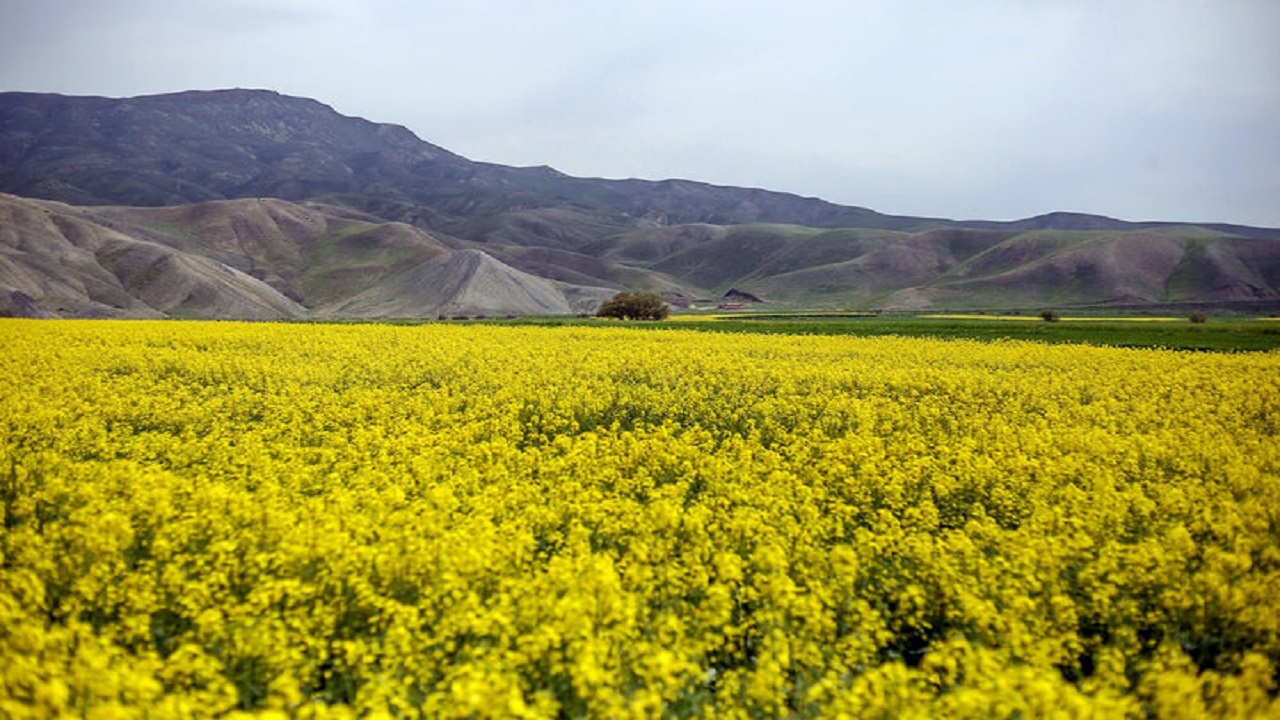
[1,319,1278,718]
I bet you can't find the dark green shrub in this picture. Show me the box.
[1039,309,1061,322]
[597,291,669,321]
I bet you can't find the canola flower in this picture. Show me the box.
[1,318,1278,719]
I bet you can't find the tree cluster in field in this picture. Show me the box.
[597,291,669,321]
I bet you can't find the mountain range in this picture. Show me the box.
[1,88,1277,319]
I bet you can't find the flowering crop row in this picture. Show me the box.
[1,319,1278,718]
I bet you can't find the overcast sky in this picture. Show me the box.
[2,0,1278,226]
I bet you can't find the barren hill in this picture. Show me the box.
[0,194,610,319]
[320,249,578,319]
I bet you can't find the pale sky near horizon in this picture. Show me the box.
[2,0,1277,226]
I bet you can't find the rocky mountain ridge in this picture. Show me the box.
[1,89,1277,319]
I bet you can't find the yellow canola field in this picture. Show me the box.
[1,319,1278,719]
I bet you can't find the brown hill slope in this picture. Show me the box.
[0,194,610,319]
[589,222,1280,310]
[878,230,1280,310]
[321,249,579,319]
[0,194,304,318]
[3,192,1278,317]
